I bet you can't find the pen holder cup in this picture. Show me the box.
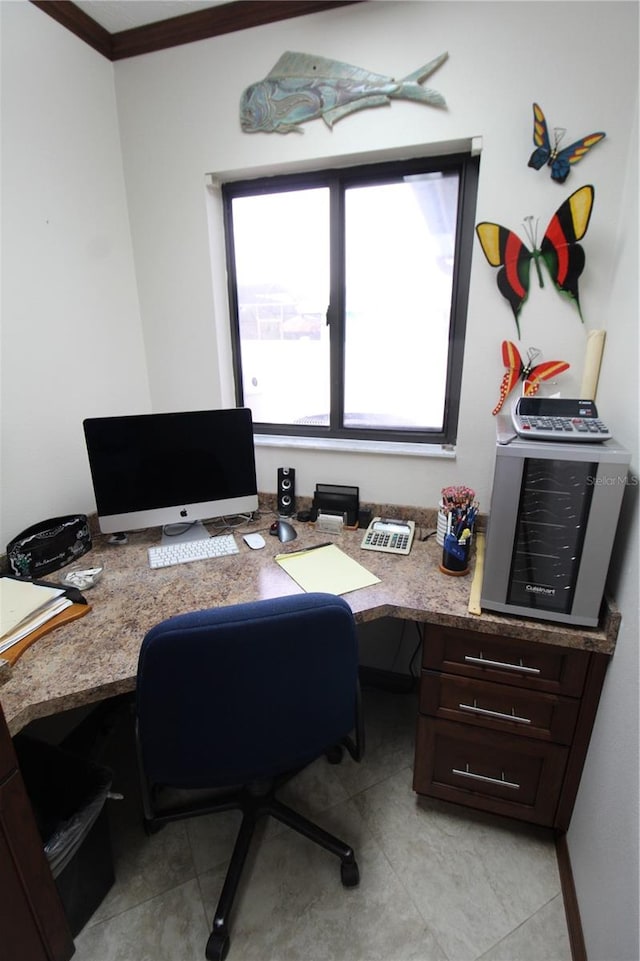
[440,532,472,576]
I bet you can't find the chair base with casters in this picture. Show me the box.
[138,769,361,961]
[135,593,364,961]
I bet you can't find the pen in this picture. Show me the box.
[277,542,333,557]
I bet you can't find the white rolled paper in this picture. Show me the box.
[580,330,606,400]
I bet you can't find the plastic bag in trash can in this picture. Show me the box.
[13,733,113,878]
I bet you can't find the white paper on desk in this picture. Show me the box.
[275,544,380,595]
[0,576,66,638]
[0,596,73,654]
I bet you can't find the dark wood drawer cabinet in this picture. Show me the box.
[414,625,609,830]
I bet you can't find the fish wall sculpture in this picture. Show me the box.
[240,51,448,134]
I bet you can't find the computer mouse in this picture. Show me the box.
[243,532,266,550]
[269,520,297,543]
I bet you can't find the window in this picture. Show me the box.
[222,152,479,446]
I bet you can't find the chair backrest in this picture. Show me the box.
[136,592,359,790]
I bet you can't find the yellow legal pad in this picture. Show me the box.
[275,544,381,596]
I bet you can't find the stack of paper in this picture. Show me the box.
[0,577,72,655]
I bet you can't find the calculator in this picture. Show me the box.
[360,518,415,555]
[512,397,612,442]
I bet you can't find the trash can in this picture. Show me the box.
[14,733,115,937]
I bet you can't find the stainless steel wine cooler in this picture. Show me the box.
[481,435,631,626]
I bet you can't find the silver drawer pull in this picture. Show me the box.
[453,764,520,790]
[459,700,531,725]
[464,653,541,675]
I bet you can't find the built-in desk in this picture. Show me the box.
[0,520,621,960]
[1,523,619,737]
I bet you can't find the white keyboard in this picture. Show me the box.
[148,534,239,569]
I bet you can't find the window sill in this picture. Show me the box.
[254,434,456,458]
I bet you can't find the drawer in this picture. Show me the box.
[413,716,568,826]
[422,625,588,696]
[419,671,579,744]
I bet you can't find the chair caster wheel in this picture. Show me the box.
[341,859,360,887]
[206,930,230,961]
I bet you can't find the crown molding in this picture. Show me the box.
[29,1,362,61]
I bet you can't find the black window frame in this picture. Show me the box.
[222,151,479,447]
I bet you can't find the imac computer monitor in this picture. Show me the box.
[83,408,258,541]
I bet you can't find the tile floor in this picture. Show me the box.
[72,686,572,961]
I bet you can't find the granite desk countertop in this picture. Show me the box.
[1,517,620,735]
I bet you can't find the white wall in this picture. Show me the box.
[0,0,150,545]
[567,98,639,961]
[111,0,638,512]
[1,2,638,958]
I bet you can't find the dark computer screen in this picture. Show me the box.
[83,408,258,534]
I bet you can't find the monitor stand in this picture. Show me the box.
[160,520,209,546]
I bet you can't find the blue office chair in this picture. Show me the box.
[135,592,364,961]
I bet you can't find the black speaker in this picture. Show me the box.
[277,467,295,516]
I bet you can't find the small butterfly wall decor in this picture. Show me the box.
[475,184,594,337]
[492,340,569,415]
[528,103,605,184]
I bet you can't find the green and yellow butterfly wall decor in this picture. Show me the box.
[475,185,594,337]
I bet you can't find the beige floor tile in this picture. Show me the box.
[73,878,210,961]
[69,686,570,961]
[352,765,562,961]
[198,797,448,961]
[332,687,419,797]
[91,811,196,924]
[86,701,197,924]
[477,894,572,961]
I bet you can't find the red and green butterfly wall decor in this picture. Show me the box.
[528,103,606,184]
[492,340,569,415]
[475,184,594,337]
